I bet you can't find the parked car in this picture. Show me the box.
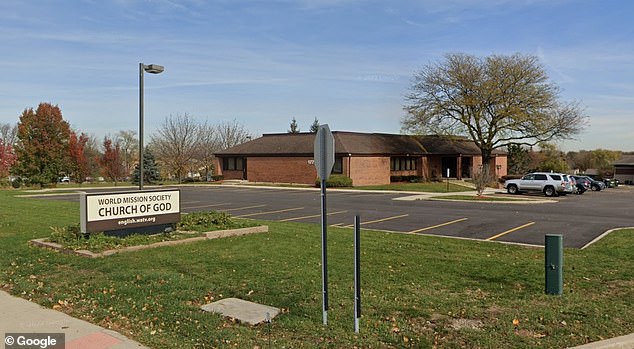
[562,175,576,195]
[603,178,619,188]
[59,176,70,183]
[571,175,591,194]
[504,172,568,197]
[578,176,605,191]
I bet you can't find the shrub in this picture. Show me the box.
[499,174,522,184]
[315,175,353,188]
[48,225,197,252]
[390,175,424,183]
[49,224,88,245]
[176,211,253,232]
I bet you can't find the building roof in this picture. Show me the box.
[215,131,505,157]
[613,155,634,166]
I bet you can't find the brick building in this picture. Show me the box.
[214,132,507,186]
[613,154,634,184]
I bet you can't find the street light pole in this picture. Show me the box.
[138,63,164,190]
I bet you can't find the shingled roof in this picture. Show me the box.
[613,154,634,166]
[215,132,503,156]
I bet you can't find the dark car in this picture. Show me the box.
[580,176,605,191]
[571,175,591,194]
[603,178,619,188]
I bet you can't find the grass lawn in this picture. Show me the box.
[0,189,632,348]
[355,181,475,192]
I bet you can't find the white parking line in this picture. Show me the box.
[408,218,468,234]
[279,210,348,222]
[486,222,535,241]
[234,207,305,218]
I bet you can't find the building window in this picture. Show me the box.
[223,157,244,171]
[332,157,343,174]
[391,157,416,171]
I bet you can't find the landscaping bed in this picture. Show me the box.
[30,225,268,258]
[28,211,266,257]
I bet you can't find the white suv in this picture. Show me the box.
[504,172,569,197]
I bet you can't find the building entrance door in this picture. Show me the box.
[441,157,457,178]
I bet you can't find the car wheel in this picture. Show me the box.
[544,186,556,197]
[591,184,600,191]
[507,185,519,194]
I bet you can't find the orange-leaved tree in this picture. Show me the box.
[68,130,90,183]
[100,136,124,185]
[14,103,71,186]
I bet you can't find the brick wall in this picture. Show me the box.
[494,155,508,177]
[222,170,244,180]
[472,155,508,178]
[216,154,507,185]
[348,156,390,186]
[247,157,317,184]
[427,157,443,180]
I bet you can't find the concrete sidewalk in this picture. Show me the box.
[567,334,634,349]
[0,290,149,349]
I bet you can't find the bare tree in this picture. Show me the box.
[82,134,102,180]
[0,123,18,146]
[151,113,200,183]
[216,120,252,150]
[116,130,138,178]
[196,121,221,180]
[403,53,588,175]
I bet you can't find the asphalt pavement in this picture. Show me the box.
[26,184,634,248]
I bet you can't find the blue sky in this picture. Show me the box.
[1,0,632,151]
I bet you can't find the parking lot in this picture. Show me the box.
[34,185,634,248]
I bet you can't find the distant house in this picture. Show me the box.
[613,154,634,184]
[214,132,507,186]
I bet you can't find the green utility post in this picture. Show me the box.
[545,234,563,295]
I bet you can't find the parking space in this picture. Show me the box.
[25,185,634,248]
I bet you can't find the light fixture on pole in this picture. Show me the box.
[139,63,164,190]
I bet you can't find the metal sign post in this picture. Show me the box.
[354,215,361,333]
[446,168,450,192]
[314,124,335,326]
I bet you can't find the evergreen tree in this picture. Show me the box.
[507,144,531,175]
[288,117,300,133]
[132,147,161,185]
[310,118,320,133]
